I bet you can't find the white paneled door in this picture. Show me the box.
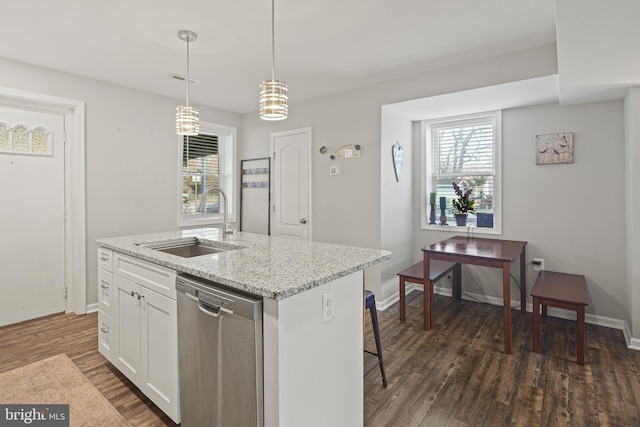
[0,106,66,326]
[271,128,311,240]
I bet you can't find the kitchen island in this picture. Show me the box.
[96,228,391,427]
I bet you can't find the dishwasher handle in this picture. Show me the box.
[198,301,222,317]
[176,275,262,321]
[184,291,222,317]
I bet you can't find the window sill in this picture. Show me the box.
[421,223,502,236]
[178,214,223,229]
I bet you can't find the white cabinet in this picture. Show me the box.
[139,284,178,414]
[97,249,180,423]
[97,248,115,361]
[98,311,115,361]
[97,246,113,271]
[98,267,114,317]
[113,275,141,379]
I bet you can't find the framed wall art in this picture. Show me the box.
[536,132,573,165]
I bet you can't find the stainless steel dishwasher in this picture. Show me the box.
[176,274,263,427]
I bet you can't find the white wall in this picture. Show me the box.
[240,44,558,297]
[410,100,627,321]
[242,92,385,292]
[625,88,640,342]
[379,109,413,301]
[0,57,242,306]
[0,43,559,308]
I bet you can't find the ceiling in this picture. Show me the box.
[556,0,640,105]
[0,0,558,114]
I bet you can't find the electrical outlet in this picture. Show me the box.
[322,291,335,323]
[533,257,545,271]
[329,166,339,176]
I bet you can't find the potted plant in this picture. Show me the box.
[451,181,476,226]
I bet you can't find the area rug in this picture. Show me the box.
[0,354,129,426]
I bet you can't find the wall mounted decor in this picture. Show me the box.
[240,158,270,235]
[536,132,574,165]
[392,142,404,182]
[335,144,362,158]
[0,123,53,156]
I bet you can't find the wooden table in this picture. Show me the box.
[422,236,527,354]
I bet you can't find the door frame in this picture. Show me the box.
[269,127,312,240]
[0,86,86,315]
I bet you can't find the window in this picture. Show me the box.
[422,111,501,233]
[178,121,236,228]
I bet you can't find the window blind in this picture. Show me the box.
[182,134,219,171]
[426,114,498,222]
[433,123,494,176]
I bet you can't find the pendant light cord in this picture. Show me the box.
[271,0,276,81]
[186,37,191,107]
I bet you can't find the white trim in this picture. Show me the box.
[421,110,502,235]
[0,86,86,315]
[269,127,313,240]
[86,303,99,314]
[628,337,640,351]
[379,275,639,350]
[177,121,238,228]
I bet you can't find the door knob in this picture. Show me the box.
[299,218,307,224]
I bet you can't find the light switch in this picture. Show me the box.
[330,166,339,176]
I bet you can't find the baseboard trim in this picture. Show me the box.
[85,303,98,314]
[378,278,637,350]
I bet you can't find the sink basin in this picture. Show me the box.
[137,238,237,258]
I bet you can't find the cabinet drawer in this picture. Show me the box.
[98,311,115,362]
[113,252,177,300]
[98,268,114,317]
[97,247,113,271]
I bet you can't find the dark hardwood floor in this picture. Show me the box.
[364,291,640,426]
[1,290,639,426]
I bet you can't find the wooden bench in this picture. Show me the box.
[397,260,461,328]
[531,270,588,365]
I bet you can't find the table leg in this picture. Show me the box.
[532,296,540,353]
[423,253,431,331]
[503,261,512,354]
[399,276,406,322]
[520,247,526,313]
[577,305,585,365]
[452,263,462,301]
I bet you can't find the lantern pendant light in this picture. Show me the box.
[260,0,288,120]
[176,30,199,135]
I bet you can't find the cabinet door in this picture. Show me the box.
[97,247,113,271]
[113,275,141,382]
[98,311,114,361]
[98,268,114,317]
[140,288,180,423]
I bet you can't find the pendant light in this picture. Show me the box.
[176,30,199,135]
[259,0,288,120]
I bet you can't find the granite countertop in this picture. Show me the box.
[96,228,391,299]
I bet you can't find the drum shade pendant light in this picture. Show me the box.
[259,0,288,120]
[176,30,199,135]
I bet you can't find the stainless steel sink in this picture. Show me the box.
[137,238,237,258]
